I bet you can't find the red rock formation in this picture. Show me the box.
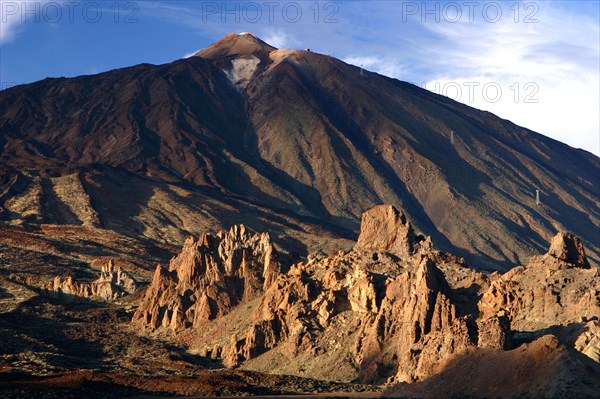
[45,259,137,300]
[352,254,503,383]
[479,231,599,332]
[131,206,597,387]
[220,206,507,383]
[132,224,280,332]
[354,204,431,258]
[547,231,590,268]
[385,334,600,399]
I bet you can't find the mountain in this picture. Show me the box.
[1,32,598,271]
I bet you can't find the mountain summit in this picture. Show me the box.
[195,32,277,61]
[0,33,598,270]
[194,32,279,89]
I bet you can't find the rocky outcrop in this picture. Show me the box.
[45,259,137,300]
[354,256,476,383]
[132,224,280,332]
[354,205,431,258]
[131,206,598,387]
[218,206,508,383]
[384,334,600,399]
[479,231,599,332]
[547,231,590,268]
[574,320,600,363]
[476,313,512,350]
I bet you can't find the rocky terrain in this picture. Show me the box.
[0,33,599,398]
[129,204,599,397]
[44,259,138,301]
[0,204,598,397]
[132,224,281,330]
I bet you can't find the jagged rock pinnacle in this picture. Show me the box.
[547,231,590,268]
[354,204,430,258]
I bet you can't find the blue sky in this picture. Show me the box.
[1,0,599,155]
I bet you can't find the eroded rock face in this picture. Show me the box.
[574,320,600,363]
[354,204,431,258]
[45,259,137,300]
[479,231,600,332]
[131,207,598,386]
[355,257,475,383]
[384,333,600,399]
[132,224,280,332]
[218,206,507,383]
[547,231,590,268]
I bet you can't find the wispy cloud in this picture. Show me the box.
[0,0,50,44]
[415,2,599,153]
[262,28,294,49]
[336,1,599,154]
[182,49,201,59]
[3,0,596,154]
[342,55,406,80]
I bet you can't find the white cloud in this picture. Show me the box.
[261,28,293,49]
[416,2,600,155]
[0,0,49,44]
[7,0,591,154]
[327,1,599,155]
[182,49,201,59]
[342,55,406,80]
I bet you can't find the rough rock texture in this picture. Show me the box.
[45,259,137,300]
[201,206,507,383]
[547,231,591,268]
[476,314,512,350]
[131,205,599,390]
[354,256,475,383]
[354,204,431,258]
[479,231,600,332]
[132,225,280,332]
[574,320,600,363]
[385,334,600,399]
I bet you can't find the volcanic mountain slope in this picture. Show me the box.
[132,204,599,397]
[1,32,598,271]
